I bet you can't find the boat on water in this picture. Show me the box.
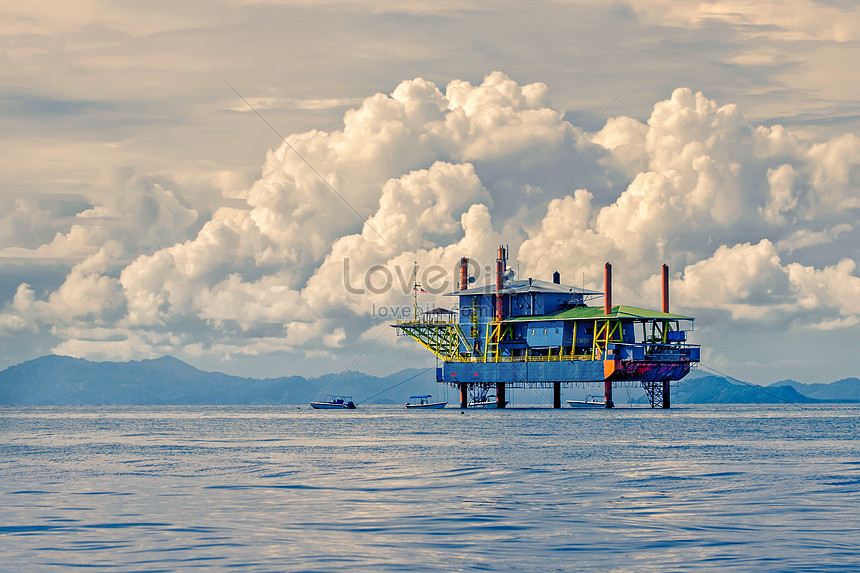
[566,395,606,408]
[310,395,356,409]
[469,394,508,409]
[405,395,447,409]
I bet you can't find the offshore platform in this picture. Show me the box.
[393,247,700,408]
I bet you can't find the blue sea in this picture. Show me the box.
[2,404,859,571]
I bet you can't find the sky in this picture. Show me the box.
[1,0,859,384]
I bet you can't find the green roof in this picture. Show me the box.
[504,305,693,322]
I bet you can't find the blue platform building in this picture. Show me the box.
[394,247,700,408]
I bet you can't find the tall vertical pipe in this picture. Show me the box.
[496,382,506,408]
[604,261,615,408]
[495,246,505,321]
[604,262,612,315]
[460,257,469,290]
[662,263,671,408]
[661,263,669,313]
[460,382,468,409]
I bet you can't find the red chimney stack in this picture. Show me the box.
[661,264,669,313]
[604,262,612,315]
[495,246,506,321]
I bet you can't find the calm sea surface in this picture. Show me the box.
[2,403,859,571]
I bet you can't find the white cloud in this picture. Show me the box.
[2,73,539,358]
[45,247,127,324]
[776,224,853,253]
[521,87,860,324]
[672,240,793,318]
[0,182,198,265]
[806,134,860,215]
[670,240,860,329]
[760,164,799,224]
[787,259,860,322]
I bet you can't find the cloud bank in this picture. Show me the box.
[1,73,859,380]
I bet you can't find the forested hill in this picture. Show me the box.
[0,355,436,405]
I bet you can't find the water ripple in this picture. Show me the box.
[2,404,860,571]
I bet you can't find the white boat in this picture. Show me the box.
[310,395,356,409]
[405,395,447,409]
[468,394,508,408]
[566,395,606,408]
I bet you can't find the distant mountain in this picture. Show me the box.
[771,377,860,401]
[0,355,437,405]
[1,355,856,406]
[670,375,817,404]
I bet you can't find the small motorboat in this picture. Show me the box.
[566,395,606,408]
[405,395,447,409]
[310,395,356,409]
[468,394,507,408]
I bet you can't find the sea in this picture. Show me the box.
[2,403,859,572]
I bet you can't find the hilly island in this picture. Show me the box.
[1,355,858,406]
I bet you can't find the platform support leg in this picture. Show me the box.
[496,382,506,408]
[604,380,614,408]
[459,382,468,408]
[553,382,561,408]
[662,380,670,409]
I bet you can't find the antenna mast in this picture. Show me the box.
[412,261,421,320]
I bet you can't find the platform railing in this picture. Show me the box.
[395,317,457,325]
[604,342,701,362]
[447,341,700,364]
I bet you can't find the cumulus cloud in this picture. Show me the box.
[112,73,550,353]
[0,194,92,251]
[672,240,860,330]
[0,180,198,264]
[2,74,860,377]
[787,259,860,329]
[520,86,860,331]
[806,134,860,215]
[0,73,555,360]
[672,240,793,318]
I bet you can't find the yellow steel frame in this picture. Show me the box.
[397,313,692,364]
[396,322,470,361]
[592,319,622,360]
[484,322,499,362]
[483,321,513,362]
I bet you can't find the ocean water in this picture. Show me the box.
[2,404,859,572]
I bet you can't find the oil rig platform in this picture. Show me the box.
[393,247,700,408]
